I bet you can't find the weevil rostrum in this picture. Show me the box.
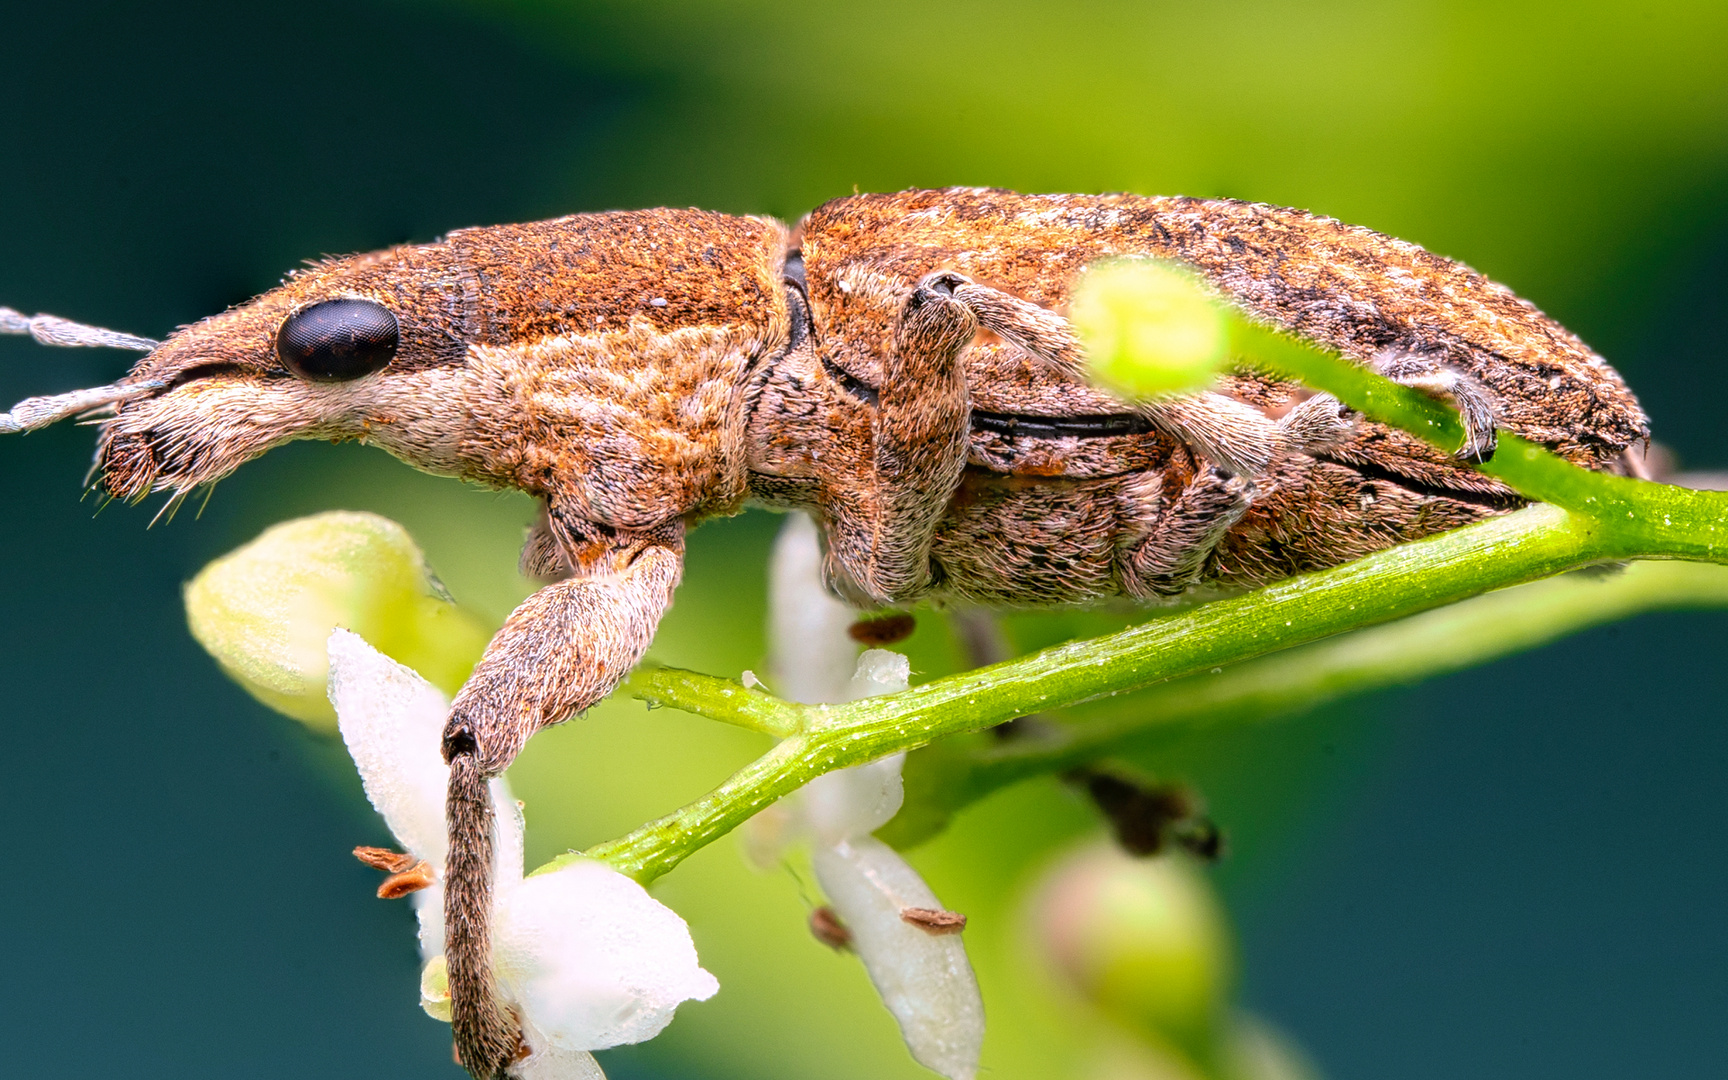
[0,187,1650,1077]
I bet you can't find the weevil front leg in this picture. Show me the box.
[441,517,684,1079]
[821,274,976,604]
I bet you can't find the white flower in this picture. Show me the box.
[327,629,717,1078]
[751,513,986,1080]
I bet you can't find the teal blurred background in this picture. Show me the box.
[2,1,1727,1076]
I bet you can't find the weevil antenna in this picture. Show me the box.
[1,306,158,352]
[2,306,163,433]
[1,379,165,435]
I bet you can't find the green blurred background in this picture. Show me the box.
[2,1,1727,1077]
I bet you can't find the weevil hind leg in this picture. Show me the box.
[1119,467,1253,599]
[1373,348,1500,462]
[1140,392,1289,477]
[1277,392,1356,452]
[951,278,1289,477]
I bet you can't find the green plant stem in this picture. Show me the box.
[624,666,806,738]
[1239,322,1728,549]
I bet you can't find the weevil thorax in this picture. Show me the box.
[97,210,790,527]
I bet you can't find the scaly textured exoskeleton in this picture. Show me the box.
[0,188,1648,1077]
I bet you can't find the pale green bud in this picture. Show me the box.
[1072,260,1229,400]
[420,954,453,1023]
[184,511,491,732]
[1030,843,1232,1060]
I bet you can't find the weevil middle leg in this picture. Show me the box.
[819,274,976,604]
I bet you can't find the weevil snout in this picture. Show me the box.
[87,246,482,501]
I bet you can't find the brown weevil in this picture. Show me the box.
[0,187,1650,1077]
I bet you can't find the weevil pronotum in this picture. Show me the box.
[0,187,1650,1077]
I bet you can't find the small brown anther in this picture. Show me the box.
[899,906,967,935]
[1072,770,1210,857]
[809,905,853,950]
[377,861,436,899]
[848,611,917,646]
[1174,818,1225,862]
[353,845,420,873]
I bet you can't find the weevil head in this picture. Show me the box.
[96,244,480,501]
[16,208,788,510]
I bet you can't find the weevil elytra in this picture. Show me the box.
[0,187,1649,1077]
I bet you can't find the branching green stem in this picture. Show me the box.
[880,558,1728,846]
[537,308,1728,886]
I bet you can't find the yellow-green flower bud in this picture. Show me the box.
[1029,843,1232,1061]
[1072,260,1229,400]
[184,511,491,731]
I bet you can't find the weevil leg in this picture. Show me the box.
[1277,392,1355,451]
[1372,348,1500,462]
[441,519,684,1079]
[1138,394,1290,477]
[1120,467,1253,599]
[950,280,1289,476]
[821,273,975,604]
[519,499,572,583]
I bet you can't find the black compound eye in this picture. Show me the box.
[277,298,399,382]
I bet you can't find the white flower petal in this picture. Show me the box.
[328,629,451,867]
[330,629,524,961]
[509,1046,608,1080]
[804,753,906,846]
[812,837,984,1080]
[738,798,804,872]
[494,787,526,891]
[767,513,858,705]
[413,884,446,960]
[802,649,913,843]
[494,859,718,1051]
